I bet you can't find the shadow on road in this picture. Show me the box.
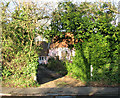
[36,65,63,84]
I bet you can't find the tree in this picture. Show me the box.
[45,1,119,83]
[2,1,51,87]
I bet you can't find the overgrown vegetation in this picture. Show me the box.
[2,1,50,87]
[46,1,120,85]
[43,57,67,75]
[2,0,119,87]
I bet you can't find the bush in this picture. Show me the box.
[66,33,119,84]
[45,57,67,75]
[2,46,39,87]
[66,48,89,82]
[1,1,51,87]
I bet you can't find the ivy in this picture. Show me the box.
[2,1,50,87]
[46,1,119,84]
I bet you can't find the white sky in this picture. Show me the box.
[2,0,120,4]
[2,0,119,12]
[10,0,119,2]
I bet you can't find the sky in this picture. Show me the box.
[2,0,120,5]
[1,0,119,13]
[1,0,119,24]
[4,0,119,3]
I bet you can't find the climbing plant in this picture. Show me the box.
[46,1,119,84]
[2,1,50,87]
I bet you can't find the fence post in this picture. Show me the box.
[90,65,93,80]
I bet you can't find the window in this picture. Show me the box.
[42,57,44,60]
[39,57,44,61]
[39,56,47,61]
[39,57,41,60]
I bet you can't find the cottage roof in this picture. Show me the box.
[50,32,82,49]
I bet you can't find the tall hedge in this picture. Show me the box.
[48,1,119,84]
[2,1,50,87]
[66,31,119,84]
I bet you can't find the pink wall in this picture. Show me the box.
[39,48,75,64]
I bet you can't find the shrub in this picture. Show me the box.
[66,33,119,84]
[2,46,39,87]
[45,57,67,75]
[1,1,49,87]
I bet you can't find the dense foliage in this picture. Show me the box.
[2,1,50,87]
[47,1,120,84]
[43,57,67,75]
[1,0,119,87]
